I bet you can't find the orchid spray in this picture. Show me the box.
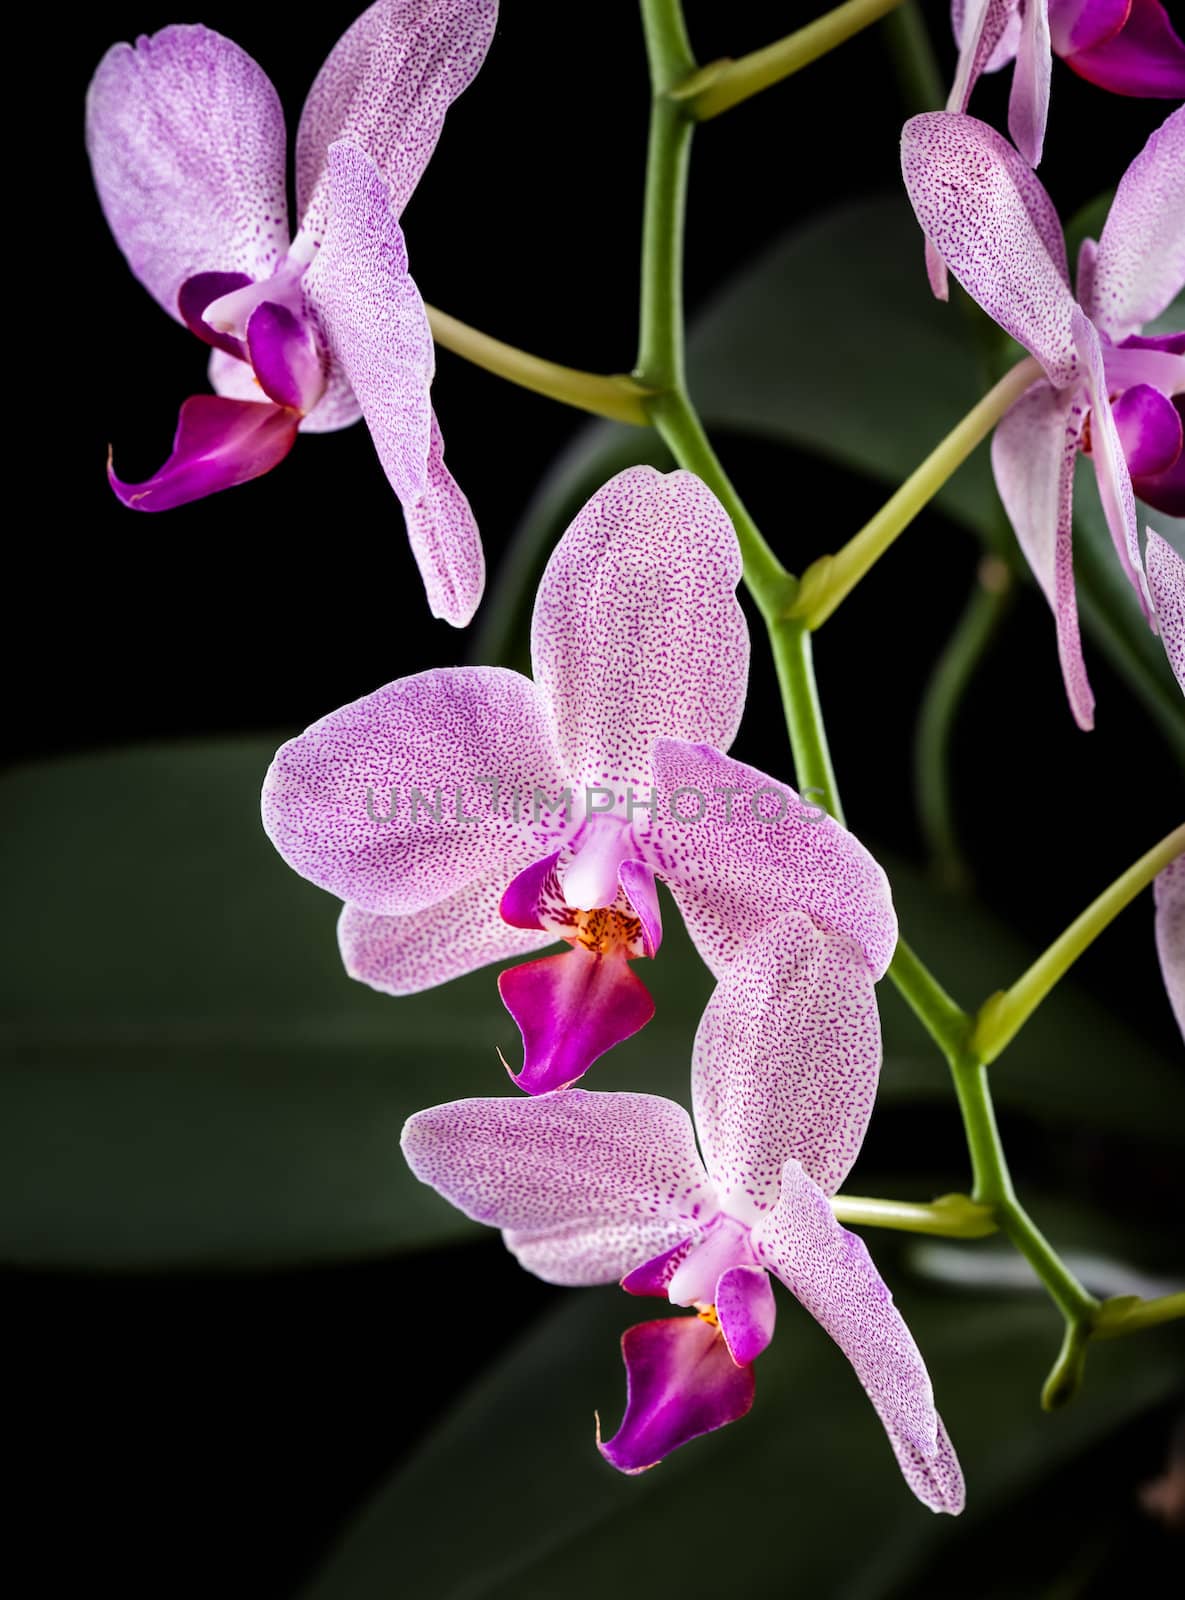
[68,0,1184,1573]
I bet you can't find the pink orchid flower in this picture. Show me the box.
[902,107,1185,730]
[401,939,963,1508]
[949,1,1185,169]
[262,466,896,1093]
[1149,531,1185,1043]
[87,0,497,626]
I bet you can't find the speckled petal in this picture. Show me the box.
[1064,0,1185,97]
[530,467,749,795]
[597,1316,756,1474]
[261,665,567,917]
[404,409,484,627]
[86,25,289,321]
[295,0,498,249]
[1087,105,1185,341]
[643,739,896,980]
[400,1090,715,1285]
[716,1265,777,1366]
[338,878,555,995]
[948,1,1022,110]
[1008,0,1052,166]
[1154,851,1185,1039]
[991,380,1095,729]
[754,1160,964,1514]
[302,143,433,501]
[1074,310,1151,616]
[108,395,298,511]
[691,916,882,1212]
[498,946,656,1094]
[1147,531,1185,695]
[901,113,1076,384]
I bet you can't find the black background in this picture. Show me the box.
[13,2,1184,1593]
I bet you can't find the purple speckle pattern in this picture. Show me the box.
[1153,850,1185,1041]
[753,1159,964,1514]
[86,25,289,320]
[1073,310,1150,615]
[295,0,498,250]
[339,878,553,995]
[991,379,1095,729]
[1088,104,1185,340]
[404,409,485,627]
[692,916,882,1211]
[901,113,1076,384]
[643,739,897,980]
[303,144,481,624]
[400,1090,713,1285]
[530,468,749,795]
[262,664,566,917]
[1147,531,1185,698]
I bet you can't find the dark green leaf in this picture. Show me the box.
[302,1281,1182,1600]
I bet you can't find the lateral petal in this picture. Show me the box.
[1088,104,1185,340]
[261,665,566,917]
[644,739,897,979]
[401,1089,714,1284]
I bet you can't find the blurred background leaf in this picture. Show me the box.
[302,1280,1182,1600]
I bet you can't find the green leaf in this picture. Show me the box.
[2,744,1179,1269]
[302,1282,1182,1600]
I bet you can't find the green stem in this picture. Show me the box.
[915,557,1013,890]
[948,1052,1097,1324]
[973,823,1185,1066]
[880,0,944,112]
[633,0,1105,1379]
[674,0,907,120]
[425,305,653,425]
[767,616,844,823]
[1092,1292,1185,1340]
[888,937,972,1059]
[790,356,1042,629]
[831,1192,997,1238]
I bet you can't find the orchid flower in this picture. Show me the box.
[401,937,963,1509]
[1149,529,1185,1042]
[263,466,896,1092]
[86,0,497,626]
[949,1,1185,170]
[902,107,1185,730]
